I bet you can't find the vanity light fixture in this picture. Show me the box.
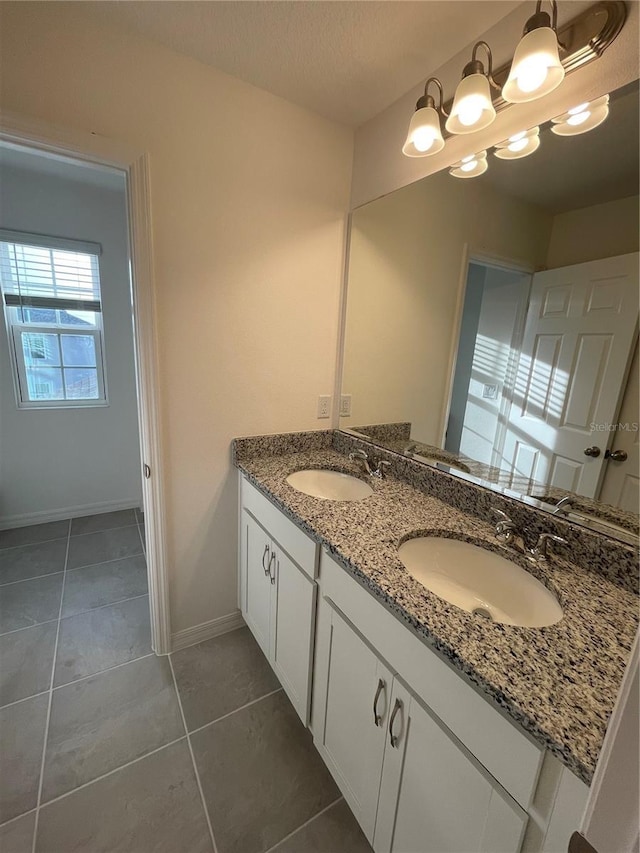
[402,77,447,157]
[502,1,565,103]
[494,126,541,159]
[551,94,610,135]
[445,41,498,135]
[449,151,488,179]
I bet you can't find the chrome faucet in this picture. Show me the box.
[349,449,373,476]
[553,496,573,515]
[491,507,567,562]
[349,450,391,479]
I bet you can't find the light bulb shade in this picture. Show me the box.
[551,95,609,136]
[494,126,541,159]
[402,106,445,157]
[449,151,488,179]
[502,27,565,103]
[445,74,496,135]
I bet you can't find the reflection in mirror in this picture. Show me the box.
[340,82,639,540]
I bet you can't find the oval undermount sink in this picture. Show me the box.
[286,469,373,501]
[398,537,563,628]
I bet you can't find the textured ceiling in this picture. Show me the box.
[84,1,522,127]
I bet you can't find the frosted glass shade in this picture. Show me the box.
[551,95,609,136]
[502,27,565,103]
[402,106,445,157]
[449,151,488,179]
[445,74,496,135]
[494,127,541,159]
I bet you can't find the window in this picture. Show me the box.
[0,230,107,408]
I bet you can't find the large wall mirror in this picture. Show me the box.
[340,80,639,542]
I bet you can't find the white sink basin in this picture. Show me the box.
[286,469,373,501]
[398,537,563,627]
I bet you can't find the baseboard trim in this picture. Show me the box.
[0,498,143,530]
[171,611,246,652]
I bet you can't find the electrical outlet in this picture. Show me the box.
[340,394,352,417]
[317,395,331,419]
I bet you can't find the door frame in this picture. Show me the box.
[0,110,171,654]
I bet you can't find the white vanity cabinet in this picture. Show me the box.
[239,476,318,723]
[313,596,527,852]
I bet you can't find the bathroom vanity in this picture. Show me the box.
[233,430,638,853]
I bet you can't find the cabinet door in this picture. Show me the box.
[374,683,527,853]
[241,510,272,657]
[271,547,316,724]
[314,603,392,843]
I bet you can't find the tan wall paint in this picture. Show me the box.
[351,1,640,208]
[342,170,552,444]
[547,196,640,268]
[0,3,353,633]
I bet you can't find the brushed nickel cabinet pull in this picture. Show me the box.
[373,678,385,726]
[262,544,270,575]
[389,698,402,747]
[269,552,276,585]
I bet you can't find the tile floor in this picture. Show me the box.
[0,511,371,853]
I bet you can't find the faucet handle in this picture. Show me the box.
[491,507,515,542]
[349,449,368,461]
[373,459,391,478]
[532,533,567,561]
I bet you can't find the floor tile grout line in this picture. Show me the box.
[0,806,38,831]
[59,591,150,623]
[0,688,50,712]
[52,652,156,691]
[168,654,219,853]
[36,735,188,812]
[65,549,144,573]
[186,687,284,737]
[263,795,344,853]
[31,519,71,853]
[135,515,146,555]
[0,571,64,589]
[69,521,140,540]
[0,617,59,638]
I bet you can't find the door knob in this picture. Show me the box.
[605,449,628,461]
[583,446,601,457]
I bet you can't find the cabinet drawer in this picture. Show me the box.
[320,550,544,811]
[241,476,318,578]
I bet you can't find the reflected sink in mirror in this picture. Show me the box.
[398,536,563,628]
[286,469,373,501]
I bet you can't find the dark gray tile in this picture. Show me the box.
[0,694,48,823]
[138,522,146,550]
[54,595,152,686]
[43,655,183,801]
[0,622,56,706]
[70,510,137,536]
[0,810,36,853]
[62,555,148,618]
[135,507,144,523]
[271,800,372,853]
[36,740,214,853]
[171,627,279,731]
[66,526,142,570]
[192,691,339,853]
[0,540,67,586]
[0,521,69,551]
[0,574,63,634]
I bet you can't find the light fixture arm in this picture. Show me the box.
[524,0,566,49]
[467,40,500,91]
[416,76,448,118]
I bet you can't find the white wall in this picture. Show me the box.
[0,2,353,634]
[341,170,551,445]
[351,1,640,208]
[547,195,640,268]
[0,164,142,524]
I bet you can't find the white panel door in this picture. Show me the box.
[598,341,640,513]
[502,253,639,497]
[374,682,527,853]
[241,510,272,657]
[315,604,391,843]
[271,547,316,724]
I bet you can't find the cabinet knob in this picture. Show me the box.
[389,698,403,748]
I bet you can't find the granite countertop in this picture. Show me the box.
[233,439,638,786]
